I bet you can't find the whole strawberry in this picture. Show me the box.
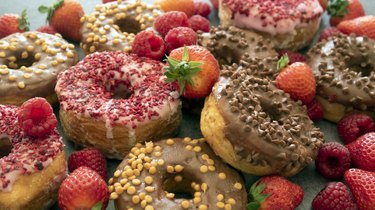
[337,114,375,144]
[337,15,375,39]
[312,182,358,210]
[248,176,304,210]
[346,132,375,172]
[0,9,29,38]
[39,0,84,42]
[275,55,316,105]
[68,148,107,179]
[344,168,375,210]
[165,45,220,99]
[328,0,365,26]
[58,167,109,210]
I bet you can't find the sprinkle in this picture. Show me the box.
[144,176,153,184]
[110,192,119,200]
[181,200,190,209]
[18,82,25,89]
[219,173,227,180]
[234,182,242,190]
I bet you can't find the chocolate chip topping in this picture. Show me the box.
[197,25,277,65]
[307,35,375,112]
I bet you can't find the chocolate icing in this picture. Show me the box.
[109,138,247,210]
[307,35,375,112]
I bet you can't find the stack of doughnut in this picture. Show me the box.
[55,51,182,159]
[307,34,375,122]
[219,0,324,50]
[0,32,78,105]
[108,138,247,210]
[80,0,163,54]
[0,104,66,209]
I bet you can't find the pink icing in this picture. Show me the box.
[0,105,64,192]
[55,52,180,132]
[222,0,323,35]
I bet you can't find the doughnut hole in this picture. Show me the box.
[0,136,12,158]
[162,175,195,200]
[115,17,142,34]
[260,98,283,124]
[4,50,35,69]
[347,61,373,77]
[109,82,133,99]
[214,45,242,66]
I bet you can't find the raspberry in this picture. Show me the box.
[188,15,210,32]
[315,142,351,179]
[102,0,116,3]
[194,1,211,18]
[306,98,324,121]
[132,30,166,60]
[17,97,57,137]
[337,113,375,144]
[165,27,197,53]
[68,148,107,179]
[36,25,57,35]
[278,50,306,64]
[318,27,343,42]
[312,182,358,210]
[154,11,189,37]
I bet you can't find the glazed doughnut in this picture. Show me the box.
[80,0,162,54]
[201,62,324,177]
[0,32,78,106]
[307,35,375,122]
[55,51,182,159]
[0,104,66,209]
[219,0,324,50]
[198,25,277,65]
[108,138,247,210]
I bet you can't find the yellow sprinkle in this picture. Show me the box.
[57,57,65,63]
[219,173,227,180]
[217,202,225,208]
[0,69,9,75]
[185,145,192,151]
[208,166,216,171]
[193,146,202,152]
[35,69,43,74]
[8,75,15,81]
[201,183,208,192]
[54,42,62,48]
[200,165,208,173]
[144,176,153,185]
[207,159,215,165]
[145,186,155,192]
[140,200,147,208]
[225,204,232,210]
[23,73,31,79]
[149,166,157,174]
[115,186,124,194]
[34,53,41,60]
[154,151,162,157]
[199,205,208,210]
[193,197,201,204]
[25,68,33,73]
[217,194,224,201]
[157,159,165,166]
[145,195,153,203]
[120,178,128,185]
[68,44,75,49]
[132,195,140,204]
[132,179,141,185]
[17,82,25,89]
[108,178,114,185]
[145,205,154,210]
[201,154,209,160]
[26,45,34,51]
[166,139,174,145]
[167,165,174,173]
[8,56,16,62]
[234,182,243,190]
[108,185,114,192]
[139,192,146,200]
[181,200,190,209]
[48,49,57,56]
[184,137,191,142]
[51,60,59,66]
[174,165,184,172]
[227,198,236,205]
[0,52,6,57]
[166,193,175,199]
[21,51,28,59]
[110,192,119,200]
[66,51,74,58]
[174,175,183,182]
[114,170,121,177]
[9,45,16,51]
[127,186,136,195]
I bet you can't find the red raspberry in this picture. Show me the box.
[306,98,324,121]
[337,114,375,144]
[318,27,343,42]
[312,182,358,210]
[154,11,189,37]
[36,25,57,35]
[102,0,116,3]
[194,1,211,18]
[315,142,351,179]
[346,132,375,171]
[68,148,107,180]
[17,97,57,137]
[132,30,166,60]
[278,50,306,64]
[188,15,210,32]
[165,27,197,53]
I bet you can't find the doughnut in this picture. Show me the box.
[0,32,78,106]
[0,104,66,209]
[219,0,324,50]
[55,51,182,159]
[198,25,277,65]
[108,138,247,210]
[80,0,163,54]
[307,34,375,122]
[200,61,325,177]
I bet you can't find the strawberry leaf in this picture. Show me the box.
[247,180,271,210]
[327,0,349,17]
[38,0,64,22]
[277,55,289,71]
[18,9,30,31]
[91,201,103,210]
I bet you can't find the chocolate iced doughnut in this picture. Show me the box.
[108,138,247,210]
[197,25,277,65]
[80,0,162,54]
[0,32,78,105]
[307,35,375,122]
[201,62,324,177]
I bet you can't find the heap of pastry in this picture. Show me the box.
[1,0,375,209]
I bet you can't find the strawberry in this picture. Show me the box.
[38,0,84,42]
[337,16,375,40]
[68,148,107,180]
[0,9,30,38]
[312,182,358,210]
[277,50,306,64]
[58,167,109,210]
[211,0,219,10]
[346,132,375,172]
[36,25,58,35]
[154,0,195,17]
[344,168,375,210]
[248,176,304,210]
[165,46,220,99]
[17,97,57,138]
[275,55,316,105]
[328,0,365,26]
[319,0,328,11]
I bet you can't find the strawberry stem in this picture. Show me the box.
[18,9,30,31]
[247,180,270,210]
[38,0,64,23]
[327,0,349,17]
[277,55,289,71]
[164,46,202,95]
